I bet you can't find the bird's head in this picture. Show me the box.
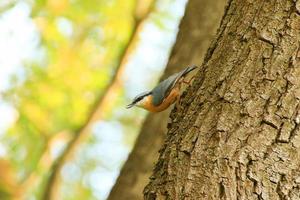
[126,91,152,109]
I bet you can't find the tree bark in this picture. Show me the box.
[107,0,227,200]
[144,0,300,199]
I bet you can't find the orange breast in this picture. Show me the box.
[143,87,180,112]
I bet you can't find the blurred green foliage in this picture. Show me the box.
[0,0,185,199]
[3,0,136,199]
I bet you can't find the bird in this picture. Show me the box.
[126,65,197,112]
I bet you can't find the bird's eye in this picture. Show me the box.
[136,97,142,102]
[133,96,142,104]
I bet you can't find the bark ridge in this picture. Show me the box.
[144,0,300,199]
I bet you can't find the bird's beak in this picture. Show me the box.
[126,103,134,109]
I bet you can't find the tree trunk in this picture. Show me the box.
[107,0,227,200]
[144,0,300,199]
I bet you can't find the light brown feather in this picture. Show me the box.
[142,87,180,112]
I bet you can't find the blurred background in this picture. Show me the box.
[0,0,187,199]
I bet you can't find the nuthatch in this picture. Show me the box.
[126,66,197,112]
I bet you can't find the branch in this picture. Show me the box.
[19,21,100,198]
[42,1,156,200]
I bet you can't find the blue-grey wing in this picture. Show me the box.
[151,66,197,106]
[152,73,178,106]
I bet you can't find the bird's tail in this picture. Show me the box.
[181,65,198,77]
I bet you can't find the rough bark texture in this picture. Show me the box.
[144,0,300,199]
[107,0,227,200]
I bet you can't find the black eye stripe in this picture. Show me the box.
[133,97,142,103]
[132,92,151,104]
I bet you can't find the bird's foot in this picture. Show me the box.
[182,75,195,86]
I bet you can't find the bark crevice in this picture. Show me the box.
[144,0,300,199]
